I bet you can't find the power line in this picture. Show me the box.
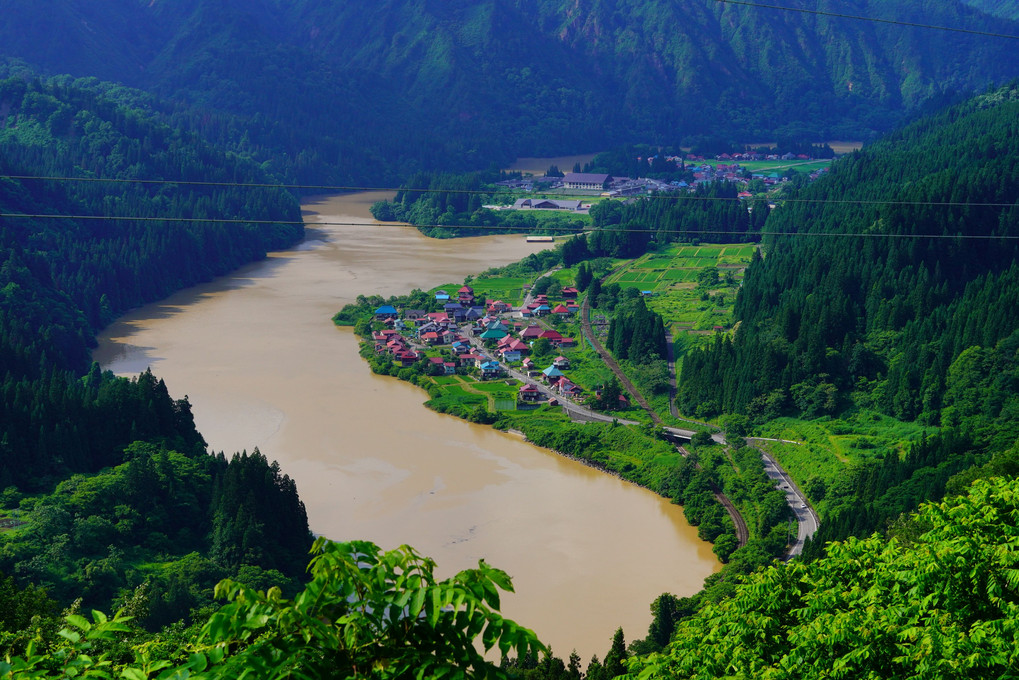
[714,0,1019,40]
[2,211,1016,241]
[0,174,390,193]
[1,174,1016,209]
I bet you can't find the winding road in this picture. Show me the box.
[750,441,819,558]
[465,266,817,558]
[578,277,818,557]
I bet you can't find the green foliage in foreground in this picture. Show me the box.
[0,441,312,631]
[9,476,1019,680]
[630,475,1019,679]
[0,539,542,680]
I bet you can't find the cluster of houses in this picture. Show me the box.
[369,284,595,406]
[686,162,829,193]
[493,152,831,199]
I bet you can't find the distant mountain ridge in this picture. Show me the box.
[962,0,1019,20]
[0,0,1018,177]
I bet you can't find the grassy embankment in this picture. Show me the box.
[751,413,933,519]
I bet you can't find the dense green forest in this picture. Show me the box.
[1,474,1015,678]
[963,0,1019,20]
[2,1,1019,182]
[629,474,1019,679]
[0,73,303,354]
[675,84,1019,558]
[0,73,313,642]
[587,185,770,248]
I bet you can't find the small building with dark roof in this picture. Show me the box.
[562,173,612,190]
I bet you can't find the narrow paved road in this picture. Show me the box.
[749,441,820,559]
[520,266,561,308]
[465,329,638,426]
[661,303,818,556]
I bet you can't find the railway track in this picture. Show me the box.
[581,292,749,548]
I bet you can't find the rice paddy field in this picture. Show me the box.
[715,159,833,174]
[423,375,521,412]
[604,243,759,338]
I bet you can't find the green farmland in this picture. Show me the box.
[604,242,759,338]
[696,158,834,174]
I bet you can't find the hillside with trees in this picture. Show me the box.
[677,85,1019,420]
[1,1,1018,181]
[963,0,1019,20]
[629,475,1019,679]
[0,73,313,635]
[676,84,1019,558]
[1,474,1015,678]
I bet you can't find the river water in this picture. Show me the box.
[93,191,718,660]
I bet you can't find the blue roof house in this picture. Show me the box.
[375,305,398,320]
[480,361,504,379]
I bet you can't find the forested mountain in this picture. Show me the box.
[0,72,303,371]
[963,0,1019,20]
[1,1,1018,181]
[676,84,1019,557]
[2,475,1015,678]
[0,73,312,626]
[678,85,1019,421]
[630,475,1019,679]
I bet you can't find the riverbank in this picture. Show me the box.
[341,234,815,576]
[344,274,754,563]
[96,191,719,662]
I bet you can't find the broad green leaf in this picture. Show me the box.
[428,588,441,627]
[57,629,82,644]
[411,587,427,618]
[66,614,91,631]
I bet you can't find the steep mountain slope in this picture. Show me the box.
[252,0,1019,144]
[673,85,1019,559]
[0,74,314,625]
[678,84,1019,422]
[963,0,1019,20]
[0,0,1017,179]
[0,73,302,483]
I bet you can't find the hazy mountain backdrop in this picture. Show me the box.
[1,0,1019,179]
[963,0,1019,20]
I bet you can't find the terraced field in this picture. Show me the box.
[604,243,759,336]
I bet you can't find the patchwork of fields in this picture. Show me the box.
[604,243,758,335]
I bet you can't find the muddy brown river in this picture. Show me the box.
[93,191,718,660]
